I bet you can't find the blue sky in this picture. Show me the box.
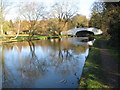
[5,0,96,21]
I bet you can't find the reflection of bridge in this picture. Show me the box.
[65,37,95,46]
[61,28,102,36]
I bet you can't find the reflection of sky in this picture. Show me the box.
[0,47,2,90]
[1,38,91,88]
[35,46,54,60]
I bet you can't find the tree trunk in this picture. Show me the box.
[0,24,4,37]
[11,20,20,39]
[14,20,20,39]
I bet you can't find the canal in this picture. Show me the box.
[0,37,94,88]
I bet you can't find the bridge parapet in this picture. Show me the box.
[61,28,102,35]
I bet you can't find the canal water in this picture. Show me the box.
[0,37,94,88]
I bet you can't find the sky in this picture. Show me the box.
[5,0,96,21]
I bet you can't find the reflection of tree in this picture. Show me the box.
[1,37,91,88]
[58,49,72,62]
[0,46,1,89]
[2,41,49,88]
[49,49,77,76]
[1,45,11,87]
[1,44,23,88]
[28,41,38,61]
[17,41,48,87]
[46,38,89,76]
[72,45,89,54]
[1,45,6,87]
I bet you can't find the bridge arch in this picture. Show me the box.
[75,31,94,37]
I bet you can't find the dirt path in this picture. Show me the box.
[99,40,119,88]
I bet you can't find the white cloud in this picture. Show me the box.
[76,0,96,18]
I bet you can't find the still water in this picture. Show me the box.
[0,37,93,88]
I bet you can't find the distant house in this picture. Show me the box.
[5,31,16,35]
[22,30,29,34]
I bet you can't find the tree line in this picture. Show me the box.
[0,0,88,39]
[89,1,120,48]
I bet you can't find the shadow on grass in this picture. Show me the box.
[79,40,109,88]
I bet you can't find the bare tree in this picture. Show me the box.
[11,2,22,39]
[0,0,13,38]
[0,0,6,37]
[51,1,78,34]
[21,2,45,40]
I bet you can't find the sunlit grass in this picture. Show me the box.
[0,38,2,40]
[0,35,71,42]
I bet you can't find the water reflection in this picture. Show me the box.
[0,37,93,88]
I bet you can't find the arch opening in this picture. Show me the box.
[76,31,94,37]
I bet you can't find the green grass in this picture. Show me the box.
[0,37,3,40]
[79,40,109,88]
[92,35,105,40]
[0,35,71,42]
[79,35,119,88]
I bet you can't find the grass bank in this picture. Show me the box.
[79,39,109,88]
[79,35,120,88]
[0,35,75,42]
